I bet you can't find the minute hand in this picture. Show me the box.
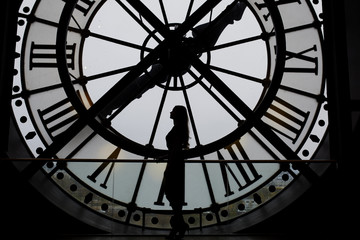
[193,1,247,50]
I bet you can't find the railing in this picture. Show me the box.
[1,158,336,163]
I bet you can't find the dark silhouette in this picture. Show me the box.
[163,105,190,240]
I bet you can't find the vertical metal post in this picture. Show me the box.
[322,0,352,171]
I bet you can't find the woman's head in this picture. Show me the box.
[170,105,189,148]
[170,105,188,123]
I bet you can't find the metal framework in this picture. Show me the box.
[0,158,336,164]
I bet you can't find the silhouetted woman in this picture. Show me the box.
[163,105,190,239]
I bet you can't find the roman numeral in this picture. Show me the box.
[87,148,121,189]
[263,96,309,143]
[30,42,76,70]
[75,0,95,16]
[218,140,262,197]
[284,45,319,75]
[37,97,79,138]
[62,0,95,16]
[255,0,302,21]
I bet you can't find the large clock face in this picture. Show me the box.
[11,0,328,233]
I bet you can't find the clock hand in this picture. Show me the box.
[133,1,247,86]
[175,0,222,37]
[125,0,223,39]
[84,43,168,118]
[192,1,247,51]
[162,1,247,79]
[191,56,253,120]
[124,0,171,39]
[101,63,169,118]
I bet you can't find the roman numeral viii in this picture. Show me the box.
[62,0,96,16]
[37,97,79,138]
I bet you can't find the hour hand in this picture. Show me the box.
[100,64,168,118]
[224,0,247,24]
[192,1,247,49]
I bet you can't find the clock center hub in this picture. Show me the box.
[141,24,211,91]
[160,36,194,77]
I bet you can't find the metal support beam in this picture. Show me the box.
[322,0,352,172]
[0,157,336,164]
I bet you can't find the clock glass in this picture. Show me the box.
[10,0,328,233]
